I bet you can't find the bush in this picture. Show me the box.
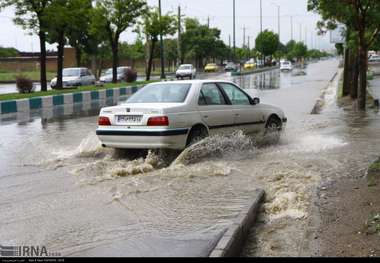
[16,75,34,93]
[124,68,137,83]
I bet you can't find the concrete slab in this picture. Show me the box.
[209,189,265,257]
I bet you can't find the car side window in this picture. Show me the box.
[199,83,227,105]
[220,83,251,105]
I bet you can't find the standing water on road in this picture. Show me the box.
[1,59,373,256]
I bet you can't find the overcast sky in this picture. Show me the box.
[0,0,333,52]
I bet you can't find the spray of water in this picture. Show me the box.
[172,130,256,166]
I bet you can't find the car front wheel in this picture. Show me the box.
[264,117,282,143]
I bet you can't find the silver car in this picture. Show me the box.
[96,80,287,150]
[50,68,96,88]
[100,66,131,83]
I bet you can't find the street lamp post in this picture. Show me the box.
[158,0,165,79]
[233,0,236,61]
[260,0,263,33]
[271,2,280,41]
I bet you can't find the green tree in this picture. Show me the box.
[0,47,19,57]
[308,0,380,110]
[181,18,225,68]
[45,0,91,88]
[65,0,93,67]
[255,30,280,60]
[119,38,145,68]
[1,0,51,91]
[93,0,146,83]
[289,42,308,61]
[164,38,179,71]
[141,7,176,80]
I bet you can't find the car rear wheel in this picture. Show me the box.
[186,126,208,147]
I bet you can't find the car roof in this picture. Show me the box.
[147,79,235,85]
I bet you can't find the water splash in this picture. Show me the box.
[172,130,255,166]
[290,135,347,153]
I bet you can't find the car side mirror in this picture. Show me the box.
[251,97,260,105]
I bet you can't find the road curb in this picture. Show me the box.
[0,85,142,115]
[311,70,341,114]
[209,189,265,257]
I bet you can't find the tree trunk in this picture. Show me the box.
[350,52,359,99]
[358,33,368,110]
[342,47,350,97]
[146,39,156,81]
[111,35,119,83]
[56,30,65,89]
[75,46,82,67]
[39,30,47,92]
[91,55,97,79]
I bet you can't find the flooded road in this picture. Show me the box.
[1,59,374,257]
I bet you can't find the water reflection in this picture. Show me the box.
[234,70,281,90]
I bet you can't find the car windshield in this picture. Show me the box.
[63,69,80,77]
[282,62,290,65]
[127,83,191,103]
[179,65,191,70]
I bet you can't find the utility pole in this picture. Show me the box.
[243,26,246,48]
[271,2,280,40]
[260,0,263,33]
[207,16,210,28]
[299,24,302,42]
[248,36,251,60]
[277,5,280,40]
[158,0,165,79]
[304,26,307,45]
[290,16,293,40]
[177,5,182,66]
[233,0,236,61]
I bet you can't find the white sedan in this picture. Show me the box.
[50,68,96,88]
[96,80,287,150]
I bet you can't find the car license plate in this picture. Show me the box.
[117,115,142,124]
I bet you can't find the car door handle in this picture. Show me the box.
[203,115,209,118]
[235,113,240,117]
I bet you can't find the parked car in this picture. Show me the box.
[204,63,218,72]
[224,62,237,72]
[50,67,96,88]
[280,60,293,71]
[176,64,196,79]
[369,55,380,63]
[244,60,257,70]
[96,80,287,150]
[100,66,131,83]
